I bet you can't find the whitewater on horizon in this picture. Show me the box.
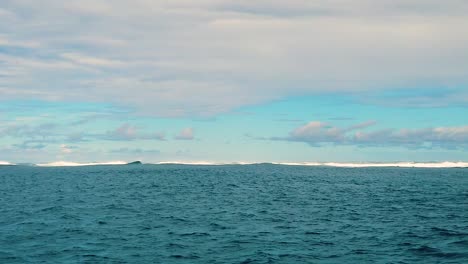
[1,160,468,168]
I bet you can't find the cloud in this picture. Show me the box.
[0,123,58,138]
[284,120,377,145]
[288,121,345,144]
[353,126,468,148]
[275,121,468,149]
[61,53,124,67]
[12,142,47,150]
[175,127,194,140]
[0,121,167,152]
[0,122,63,151]
[0,0,467,116]
[66,132,87,142]
[346,120,377,131]
[106,123,137,140]
[103,123,165,141]
[0,35,39,48]
[110,148,160,154]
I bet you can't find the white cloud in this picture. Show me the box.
[0,35,39,48]
[289,121,344,144]
[60,144,74,154]
[280,121,468,149]
[0,123,58,138]
[61,53,124,67]
[353,126,468,147]
[108,123,137,140]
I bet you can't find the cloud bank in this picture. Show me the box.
[278,121,468,149]
[104,123,165,141]
[1,0,468,116]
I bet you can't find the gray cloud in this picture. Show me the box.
[352,126,468,148]
[110,148,160,154]
[103,123,165,141]
[346,120,377,131]
[287,121,347,144]
[275,121,468,149]
[66,132,87,142]
[0,123,62,152]
[0,123,58,138]
[0,0,467,116]
[12,142,47,150]
[1,119,206,145]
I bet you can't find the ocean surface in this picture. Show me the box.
[0,164,467,263]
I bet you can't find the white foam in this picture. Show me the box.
[156,161,272,165]
[10,160,468,168]
[157,161,223,165]
[36,161,128,167]
[148,161,468,168]
[272,161,468,168]
[155,161,468,168]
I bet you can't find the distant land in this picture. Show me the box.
[127,161,142,165]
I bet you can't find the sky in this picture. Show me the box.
[1,0,468,163]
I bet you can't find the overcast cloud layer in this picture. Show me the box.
[1,0,468,116]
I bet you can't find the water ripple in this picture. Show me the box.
[0,165,467,263]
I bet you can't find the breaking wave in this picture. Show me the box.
[271,161,468,168]
[1,160,467,168]
[36,161,128,167]
[156,161,225,165]
[156,161,468,168]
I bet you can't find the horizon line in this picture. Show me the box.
[1,160,468,168]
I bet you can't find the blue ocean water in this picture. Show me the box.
[0,164,467,263]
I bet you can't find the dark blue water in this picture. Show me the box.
[0,164,467,263]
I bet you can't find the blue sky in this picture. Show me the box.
[1,0,467,163]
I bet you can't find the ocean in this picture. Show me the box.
[0,164,467,263]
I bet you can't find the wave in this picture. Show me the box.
[0,161,14,165]
[156,161,254,165]
[155,161,468,168]
[271,162,468,168]
[36,161,128,167]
